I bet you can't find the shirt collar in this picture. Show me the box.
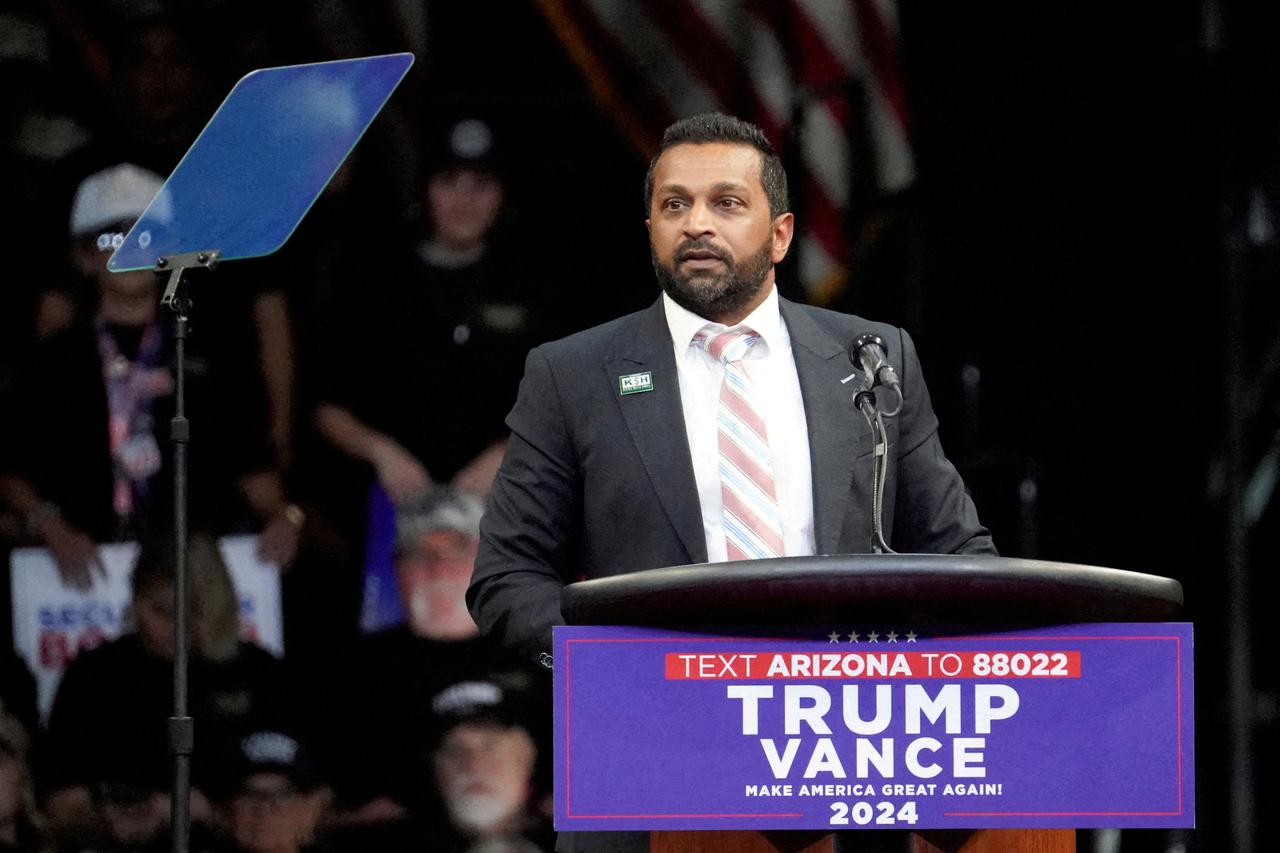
[662,284,784,355]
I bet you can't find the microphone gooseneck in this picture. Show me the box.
[846,333,901,554]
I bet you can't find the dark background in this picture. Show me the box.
[2,1,1275,848]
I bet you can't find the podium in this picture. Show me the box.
[558,555,1187,853]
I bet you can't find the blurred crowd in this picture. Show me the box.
[0,2,563,851]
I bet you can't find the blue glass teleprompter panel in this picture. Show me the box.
[109,52,413,271]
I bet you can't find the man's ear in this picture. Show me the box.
[771,212,795,264]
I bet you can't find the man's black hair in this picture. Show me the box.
[643,112,790,219]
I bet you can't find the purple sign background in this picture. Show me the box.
[554,623,1193,831]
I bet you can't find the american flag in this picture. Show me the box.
[535,0,914,304]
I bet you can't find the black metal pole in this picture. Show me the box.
[1223,226,1255,852]
[167,275,194,853]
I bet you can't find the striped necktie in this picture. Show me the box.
[696,327,785,561]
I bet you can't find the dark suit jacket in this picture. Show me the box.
[469,296,995,668]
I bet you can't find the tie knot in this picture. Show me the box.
[696,326,760,365]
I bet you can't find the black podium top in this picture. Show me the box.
[561,554,1182,628]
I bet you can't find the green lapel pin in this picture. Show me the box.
[618,371,654,395]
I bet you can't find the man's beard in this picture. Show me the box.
[652,234,774,321]
[443,778,523,837]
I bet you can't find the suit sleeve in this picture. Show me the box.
[891,328,997,555]
[468,347,580,669]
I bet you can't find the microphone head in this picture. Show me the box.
[849,333,888,369]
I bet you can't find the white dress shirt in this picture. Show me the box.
[663,287,816,563]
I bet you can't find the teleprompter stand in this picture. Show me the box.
[561,554,1185,853]
[108,54,414,853]
[156,250,218,853]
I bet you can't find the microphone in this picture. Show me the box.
[848,334,901,393]
[845,334,901,555]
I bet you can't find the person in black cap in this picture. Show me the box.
[422,672,552,853]
[314,115,541,510]
[221,731,328,853]
[297,115,545,692]
[85,767,170,853]
[78,761,228,853]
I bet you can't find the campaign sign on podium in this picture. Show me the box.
[553,623,1193,831]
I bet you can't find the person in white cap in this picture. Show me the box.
[0,163,303,588]
[320,487,538,833]
[35,163,167,340]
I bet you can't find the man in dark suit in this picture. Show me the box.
[468,112,994,670]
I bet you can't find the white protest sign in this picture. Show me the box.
[10,534,282,722]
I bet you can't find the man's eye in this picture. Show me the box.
[662,198,686,211]
[718,198,743,208]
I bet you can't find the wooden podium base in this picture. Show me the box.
[912,829,1075,852]
[650,830,1075,852]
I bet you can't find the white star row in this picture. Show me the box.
[825,630,919,643]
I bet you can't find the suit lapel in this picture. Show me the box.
[606,300,708,564]
[780,299,870,554]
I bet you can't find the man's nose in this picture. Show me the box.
[683,200,715,237]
